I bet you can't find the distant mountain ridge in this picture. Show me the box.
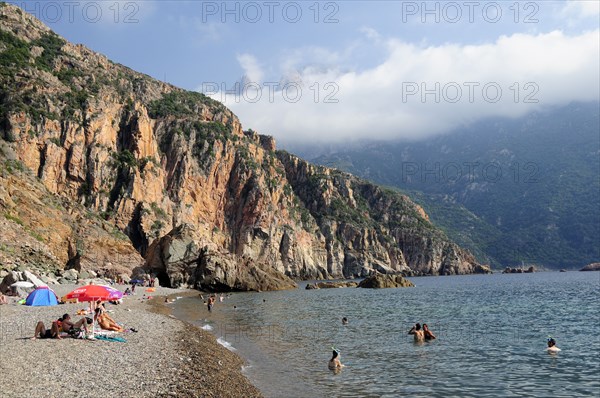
[295,102,600,269]
[0,3,487,289]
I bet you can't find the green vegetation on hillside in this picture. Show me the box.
[148,91,219,119]
[304,102,600,269]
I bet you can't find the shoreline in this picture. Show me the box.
[0,285,262,398]
[149,291,263,398]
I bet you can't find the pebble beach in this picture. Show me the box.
[0,285,263,398]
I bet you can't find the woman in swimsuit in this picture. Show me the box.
[328,349,344,370]
[423,324,436,340]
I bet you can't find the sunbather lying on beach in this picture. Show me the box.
[33,320,61,339]
[94,309,124,332]
[61,313,91,334]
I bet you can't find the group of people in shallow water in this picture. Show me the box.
[408,323,436,342]
[329,318,559,370]
[328,320,437,371]
[200,293,228,311]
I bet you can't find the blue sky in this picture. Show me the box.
[9,1,600,142]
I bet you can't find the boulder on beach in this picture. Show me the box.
[0,271,20,294]
[357,274,415,289]
[144,224,202,288]
[39,274,59,285]
[305,281,359,290]
[580,262,600,272]
[61,269,79,281]
[0,270,47,293]
[195,248,297,292]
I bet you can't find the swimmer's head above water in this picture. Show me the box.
[547,338,556,348]
[331,347,340,359]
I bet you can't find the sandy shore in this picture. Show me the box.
[0,285,262,398]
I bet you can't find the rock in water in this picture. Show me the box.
[194,248,297,292]
[358,274,415,288]
[580,262,600,271]
[305,281,358,289]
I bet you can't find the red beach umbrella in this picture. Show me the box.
[63,285,123,302]
[62,285,124,339]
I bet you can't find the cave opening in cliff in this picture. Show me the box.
[156,271,171,288]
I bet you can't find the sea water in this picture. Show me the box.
[172,272,600,397]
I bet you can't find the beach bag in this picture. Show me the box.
[68,328,85,339]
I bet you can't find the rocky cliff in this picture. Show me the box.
[0,3,487,289]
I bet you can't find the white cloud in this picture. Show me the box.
[359,27,382,42]
[237,53,264,83]
[207,29,600,143]
[171,15,228,45]
[560,0,600,19]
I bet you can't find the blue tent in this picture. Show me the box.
[25,286,58,306]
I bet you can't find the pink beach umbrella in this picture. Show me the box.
[63,285,123,302]
[63,285,124,338]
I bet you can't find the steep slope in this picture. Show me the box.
[298,102,600,269]
[0,141,143,280]
[0,3,485,288]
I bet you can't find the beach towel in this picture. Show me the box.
[94,330,117,336]
[95,335,126,343]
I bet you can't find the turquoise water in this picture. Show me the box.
[173,272,600,397]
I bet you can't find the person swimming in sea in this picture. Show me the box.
[328,348,344,370]
[423,323,436,340]
[408,323,425,342]
[547,337,561,353]
[342,317,348,325]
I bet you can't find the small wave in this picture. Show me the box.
[201,324,213,331]
[217,337,236,351]
[241,365,252,373]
